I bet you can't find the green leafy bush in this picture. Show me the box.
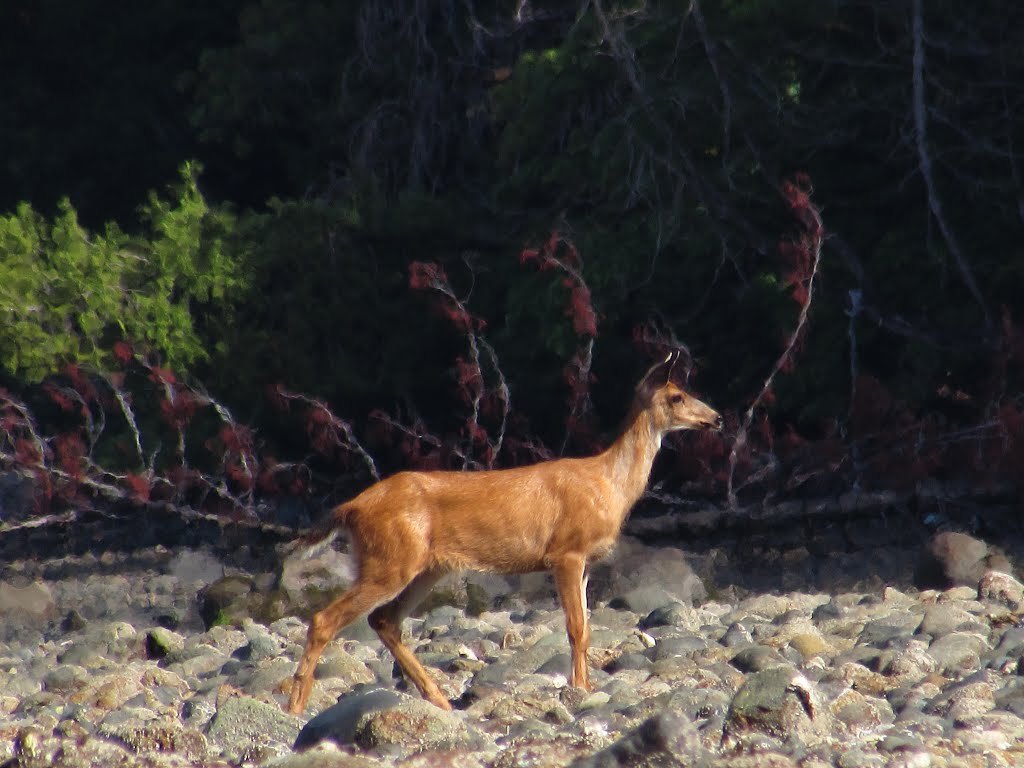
[0,163,245,382]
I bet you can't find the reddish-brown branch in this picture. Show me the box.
[727,178,825,509]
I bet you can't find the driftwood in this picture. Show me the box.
[628,483,1019,545]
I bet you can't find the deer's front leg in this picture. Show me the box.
[552,554,593,691]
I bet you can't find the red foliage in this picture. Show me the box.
[112,340,134,366]
[440,303,474,333]
[226,459,253,491]
[567,284,598,338]
[519,248,540,265]
[218,424,252,454]
[454,357,483,405]
[522,232,598,339]
[53,433,85,478]
[672,425,729,490]
[159,390,199,430]
[464,421,490,446]
[781,177,823,241]
[15,438,42,465]
[408,261,448,291]
[148,366,177,386]
[124,473,151,502]
[776,176,822,308]
[43,382,75,413]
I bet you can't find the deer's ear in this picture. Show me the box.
[637,352,675,395]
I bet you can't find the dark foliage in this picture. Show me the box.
[2,0,1024,526]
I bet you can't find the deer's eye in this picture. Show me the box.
[669,393,684,404]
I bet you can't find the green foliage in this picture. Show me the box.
[0,164,245,381]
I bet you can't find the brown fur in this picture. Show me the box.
[286,355,721,714]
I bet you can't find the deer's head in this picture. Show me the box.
[636,352,722,434]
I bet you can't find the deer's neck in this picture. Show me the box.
[600,409,663,518]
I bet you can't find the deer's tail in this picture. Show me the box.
[288,503,355,560]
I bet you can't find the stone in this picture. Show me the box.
[101,721,208,761]
[145,626,185,659]
[857,611,924,646]
[0,581,55,627]
[571,711,705,767]
[978,570,1024,609]
[729,645,789,673]
[167,548,225,587]
[724,666,828,744]
[646,635,707,661]
[277,547,357,617]
[916,532,1003,589]
[353,697,477,754]
[828,689,895,733]
[927,632,988,676]
[917,603,984,638]
[608,586,686,617]
[294,688,403,750]
[198,575,258,630]
[640,604,698,631]
[207,694,303,762]
[788,633,832,660]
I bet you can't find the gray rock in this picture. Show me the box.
[206,694,304,762]
[876,638,936,680]
[729,645,789,673]
[828,689,895,733]
[239,618,285,661]
[666,688,731,722]
[277,546,357,617]
[978,570,1024,609]
[353,696,478,754]
[571,711,706,767]
[639,604,695,630]
[168,548,225,587]
[928,631,988,676]
[917,603,984,638]
[294,688,403,750]
[609,587,685,616]
[917,531,1010,589]
[101,720,208,761]
[724,666,828,744]
[646,635,707,661]
[721,622,753,648]
[589,536,707,607]
[314,649,378,688]
[145,626,185,659]
[604,652,653,674]
[925,673,999,720]
[198,575,257,630]
[262,746,383,768]
[41,664,88,694]
[857,610,924,646]
[0,581,55,628]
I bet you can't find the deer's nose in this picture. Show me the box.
[713,414,723,430]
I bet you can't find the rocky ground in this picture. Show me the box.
[2,506,1024,767]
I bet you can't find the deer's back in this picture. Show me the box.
[346,461,623,574]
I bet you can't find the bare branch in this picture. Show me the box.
[911,0,991,330]
[727,181,825,510]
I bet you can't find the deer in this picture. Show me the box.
[286,352,721,715]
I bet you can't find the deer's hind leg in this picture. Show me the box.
[368,569,450,710]
[287,575,406,714]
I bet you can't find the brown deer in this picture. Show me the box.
[286,352,721,714]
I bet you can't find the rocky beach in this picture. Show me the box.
[2,501,1024,767]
